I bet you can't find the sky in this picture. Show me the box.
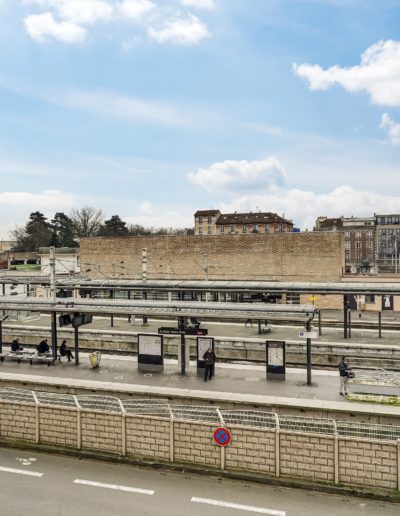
[1,0,400,237]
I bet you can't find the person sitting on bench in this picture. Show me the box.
[59,340,74,362]
[11,338,23,352]
[37,339,49,354]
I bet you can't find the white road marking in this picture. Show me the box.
[191,497,285,515]
[0,466,43,477]
[73,479,154,495]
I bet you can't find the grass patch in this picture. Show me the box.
[348,393,400,406]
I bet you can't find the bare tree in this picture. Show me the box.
[70,206,104,238]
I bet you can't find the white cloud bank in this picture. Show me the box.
[188,157,286,192]
[380,113,400,145]
[23,0,211,45]
[24,12,85,43]
[148,14,209,45]
[221,186,400,230]
[294,40,400,106]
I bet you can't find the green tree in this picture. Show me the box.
[11,211,53,251]
[51,212,78,247]
[97,215,129,237]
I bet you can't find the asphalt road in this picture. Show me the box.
[0,447,398,516]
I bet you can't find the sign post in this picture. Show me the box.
[266,340,286,381]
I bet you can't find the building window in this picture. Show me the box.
[207,226,212,235]
[380,217,385,224]
[395,216,400,224]
[198,216,203,223]
[355,241,361,249]
[207,216,212,224]
[345,250,350,260]
[345,231,350,239]
[253,224,258,233]
[388,217,393,224]
[265,224,269,233]
[367,230,373,238]
[345,241,350,250]
[198,227,203,235]
[230,225,235,233]
[365,295,375,304]
[220,226,224,233]
[242,225,247,233]
[355,230,361,238]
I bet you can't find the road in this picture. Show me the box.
[0,447,398,516]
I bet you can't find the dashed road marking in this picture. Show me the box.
[0,466,43,477]
[191,497,285,515]
[73,479,154,495]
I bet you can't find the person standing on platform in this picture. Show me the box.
[338,356,351,396]
[203,347,216,382]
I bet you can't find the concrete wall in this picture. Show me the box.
[1,396,399,494]
[80,233,344,282]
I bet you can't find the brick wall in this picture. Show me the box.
[280,433,335,481]
[0,402,36,442]
[81,412,122,454]
[126,415,170,461]
[339,439,398,490]
[39,407,77,448]
[173,422,220,468]
[81,233,344,282]
[225,426,276,474]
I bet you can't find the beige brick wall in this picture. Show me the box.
[39,407,78,448]
[173,422,220,467]
[0,402,36,442]
[225,426,276,474]
[339,439,398,489]
[81,412,122,454]
[126,416,170,461]
[81,233,344,282]
[280,433,335,481]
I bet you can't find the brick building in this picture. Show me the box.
[194,210,293,236]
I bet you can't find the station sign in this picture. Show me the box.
[298,330,318,339]
[158,327,208,336]
[266,340,286,381]
[138,333,164,373]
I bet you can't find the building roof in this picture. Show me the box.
[215,212,292,226]
[194,210,221,217]
[315,217,343,230]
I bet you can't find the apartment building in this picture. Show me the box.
[194,210,293,236]
[375,213,400,273]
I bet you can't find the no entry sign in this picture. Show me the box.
[213,427,231,447]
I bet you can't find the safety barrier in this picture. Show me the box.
[0,387,399,492]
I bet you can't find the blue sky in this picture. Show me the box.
[1,0,400,237]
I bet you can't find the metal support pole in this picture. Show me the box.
[348,309,351,339]
[343,295,348,339]
[306,318,312,386]
[0,320,2,354]
[257,319,261,335]
[110,290,114,327]
[180,332,186,375]
[51,311,57,359]
[128,290,131,323]
[379,311,382,339]
[74,326,79,365]
[318,309,322,336]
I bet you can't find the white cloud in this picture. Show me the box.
[148,14,209,45]
[119,0,155,20]
[380,113,400,145]
[294,40,400,106]
[221,186,400,230]
[180,0,215,9]
[24,12,86,42]
[188,158,286,192]
[23,0,114,24]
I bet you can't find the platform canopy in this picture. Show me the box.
[0,296,316,321]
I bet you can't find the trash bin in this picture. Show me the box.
[89,351,101,369]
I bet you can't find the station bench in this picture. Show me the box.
[0,351,55,366]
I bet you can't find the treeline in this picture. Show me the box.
[11,207,193,251]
